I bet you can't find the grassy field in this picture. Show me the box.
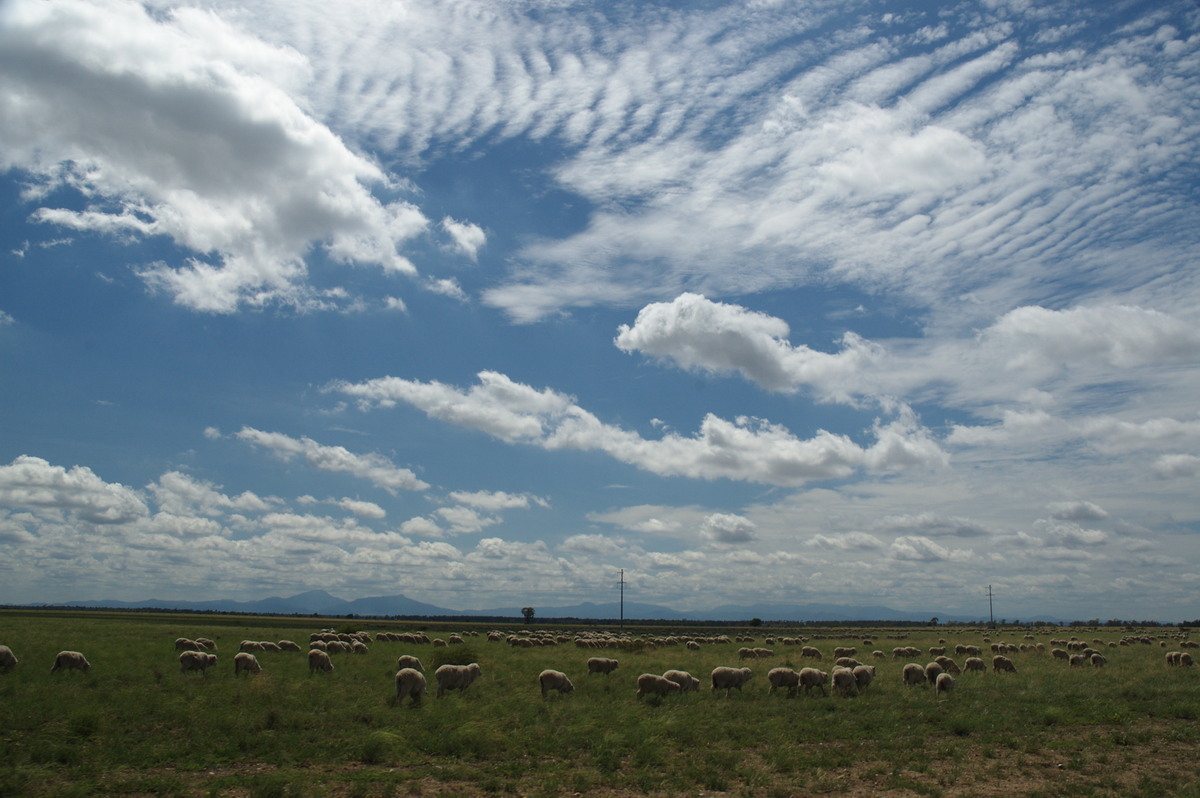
[1,610,1198,797]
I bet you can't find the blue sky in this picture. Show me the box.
[2,0,1199,621]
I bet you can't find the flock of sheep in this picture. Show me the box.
[1,627,1193,708]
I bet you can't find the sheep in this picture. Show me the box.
[766,667,801,696]
[1181,652,1195,667]
[0,644,17,671]
[1051,648,1070,661]
[964,656,987,673]
[396,655,424,673]
[935,672,955,699]
[179,650,217,675]
[852,664,876,691]
[798,667,828,696]
[539,669,574,696]
[1069,654,1087,667]
[1090,653,1107,668]
[195,637,217,651]
[711,666,754,694]
[636,672,681,698]
[277,640,302,652]
[51,651,91,673]
[830,667,858,697]
[395,667,426,705]
[308,649,335,674]
[924,661,945,683]
[174,637,201,651]
[800,646,823,660]
[233,652,262,676]
[902,663,926,686]
[586,657,620,675]
[935,656,961,675]
[1166,651,1182,667]
[663,669,701,692]
[992,655,1017,673]
[434,663,482,697]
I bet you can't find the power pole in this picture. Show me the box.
[619,569,625,630]
[987,585,995,627]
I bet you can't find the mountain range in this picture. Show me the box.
[30,589,999,623]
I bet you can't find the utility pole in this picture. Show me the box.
[619,569,625,630]
[987,585,995,627]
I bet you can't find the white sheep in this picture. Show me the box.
[308,649,335,674]
[586,657,620,675]
[831,667,858,697]
[195,637,217,651]
[396,655,424,673]
[964,656,987,673]
[798,667,828,696]
[710,666,754,694]
[174,637,200,651]
[663,669,701,692]
[924,661,945,683]
[233,652,262,675]
[902,663,926,686]
[992,655,1017,673]
[0,644,17,671]
[179,650,217,675]
[539,669,575,696]
[51,651,91,673]
[852,664,876,691]
[636,672,681,698]
[1181,652,1194,667]
[935,672,955,699]
[434,663,482,697]
[1090,653,1106,668]
[277,640,302,652]
[395,667,427,705]
[767,667,801,696]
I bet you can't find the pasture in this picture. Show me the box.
[0,610,1198,797]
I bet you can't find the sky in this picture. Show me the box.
[1,0,1198,623]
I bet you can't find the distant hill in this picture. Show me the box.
[40,591,996,623]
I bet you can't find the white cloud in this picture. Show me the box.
[1046,501,1108,522]
[1153,454,1200,480]
[889,536,971,562]
[0,455,148,524]
[446,490,549,511]
[615,293,883,397]
[700,512,757,544]
[0,0,427,313]
[330,371,948,487]
[442,216,486,260]
[235,427,429,493]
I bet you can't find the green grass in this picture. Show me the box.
[1,611,1199,795]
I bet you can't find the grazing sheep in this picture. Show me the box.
[0,645,17,671]
[180,650,217,675]
[798,667,828,696]
[586,657,620,675]
[195,637,217,651]
[1166,651,1183,667]
[396,655,424,673]
[636,672,682,698]
[711,666,754,694]
[924,662,945,683]
[992,655,1017,673]
[539,669,574,696]
[395,668,426,705]
[1181,652,1195,667]
[902,663,927,686]
[767,667,801,696]
[233,652,262,676]
[1069,654,1087,667]
[434,663,482,697]
[51,651,91,673]
[663,669,701,692]
[800,646,823,660]
[174,637,201,651]
[1051,648,1070,661]
[935,672,955,699]
[1090,653,1106,668]
[831,667,858,697]
[308,649,334,674]
[852,664,876,691]
[964,656,987,673]
[277,640,302,652]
